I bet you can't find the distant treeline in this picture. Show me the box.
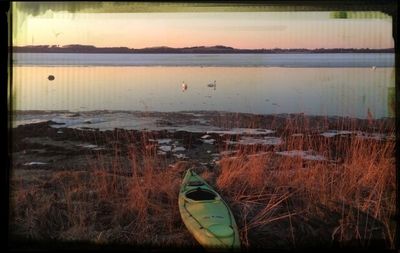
[12,45,395,54]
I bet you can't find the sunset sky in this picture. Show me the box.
[14,10,394,49]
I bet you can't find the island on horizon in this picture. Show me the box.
[12,44,395,54]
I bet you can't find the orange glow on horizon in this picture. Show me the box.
[14,12,394,50]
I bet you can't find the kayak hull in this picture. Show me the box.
[178,169,241,251]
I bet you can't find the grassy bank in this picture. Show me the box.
[10,114,396,250]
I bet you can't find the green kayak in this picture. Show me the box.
[178,169,241,251]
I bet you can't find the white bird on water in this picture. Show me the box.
[207,80,216,87]
[182,81,188,92]
[207,80,216,90]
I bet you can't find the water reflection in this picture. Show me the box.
[12,66,393,119]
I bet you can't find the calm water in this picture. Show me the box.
[12,53,395,119]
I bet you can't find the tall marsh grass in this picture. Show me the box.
[10,114,395,249]
[216,115,395,249]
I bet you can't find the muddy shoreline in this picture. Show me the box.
[11,111,394,171]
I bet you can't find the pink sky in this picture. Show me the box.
[14,12,394,49]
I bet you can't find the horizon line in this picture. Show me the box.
[13,44,395,51]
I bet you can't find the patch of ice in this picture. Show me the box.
[14,112,163,131]
[207,128,275,136]
[13,119,50,127]
[23,162,48,166]
[182,113,204,117]
[201,134,211,139]
[276,150,326,161]
[207,150,212,153]
[202,139,215,144]
[159,145,172,152]
[157,151,167,155]
[51,116,106,127]
[191,119,210,124]
[172,146,186,152]
[237,128,275,135]
[57,130,63,134]
[157,139,172,144]
[320,130,353,138]
[226,136,283,146]
[75,127,97,131]
[320,132,337,138]
[77,144,99,149]
[173,153,187,159]
[49,112,160,131]
[174,125,219,133]
[337,131,353,134]
[335,130,353,137]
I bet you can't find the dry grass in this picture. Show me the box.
[10,114,396,250]
[215,115,395,249]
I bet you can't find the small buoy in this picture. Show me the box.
[48,75,55,81]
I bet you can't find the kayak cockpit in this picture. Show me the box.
[185,188,217,201]
[187,181,205,186]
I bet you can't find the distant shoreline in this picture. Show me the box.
[12,45,394,54]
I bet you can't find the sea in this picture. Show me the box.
[12,53,395,120]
